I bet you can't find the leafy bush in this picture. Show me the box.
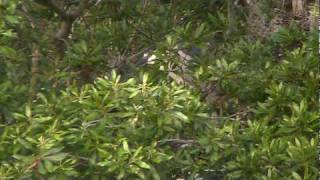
[0,72,210,179]
[0,0,319,179]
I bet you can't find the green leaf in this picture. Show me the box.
[38,161,47,175]
[150,166,161,180]
[109,112,135,118]
[5,15,19,24]
[17,138,33,150]
[12,154,33,162]
[132,146,143,159]
[292,172,302,180]
[142,73,149,85]
[44,160,54,172]
[0,46,16,58]
[45,153,68,162]
[173,111,189,122]
[43,147,64,156]
[34,116,53,123]
[117,169,125,180]
[129,90,139,98]
[195,23,205,39]
[97,161,111,167]
[135,161,150,169]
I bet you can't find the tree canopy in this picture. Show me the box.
[0,0,319,179]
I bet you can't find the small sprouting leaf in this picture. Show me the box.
[294,138,301,147]
[25,105,31,119]
[122,140,130,153]
[142,73,149,85]
[166,35,173,46]
[111,70,117,81]
[310,138,315,146]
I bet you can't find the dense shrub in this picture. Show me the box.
[0,73,208,179]
[0,0,319,179]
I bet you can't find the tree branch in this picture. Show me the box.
[34,0,66,18]
[67,0,91,19]
[34,0,94,55]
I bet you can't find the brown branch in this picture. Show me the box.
[55,19,73,40]
[28,45,40,108]
[34,0,66,18]
[55,0,93,40]
[67,0,91,19]
[34,0,93,42]
[34,0,95,57]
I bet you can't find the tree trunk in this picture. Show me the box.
[292,0,305,15]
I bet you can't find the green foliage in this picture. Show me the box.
[0,73,209,179]
[0,0,318,179]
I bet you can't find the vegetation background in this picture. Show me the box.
[0,0,319,179]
